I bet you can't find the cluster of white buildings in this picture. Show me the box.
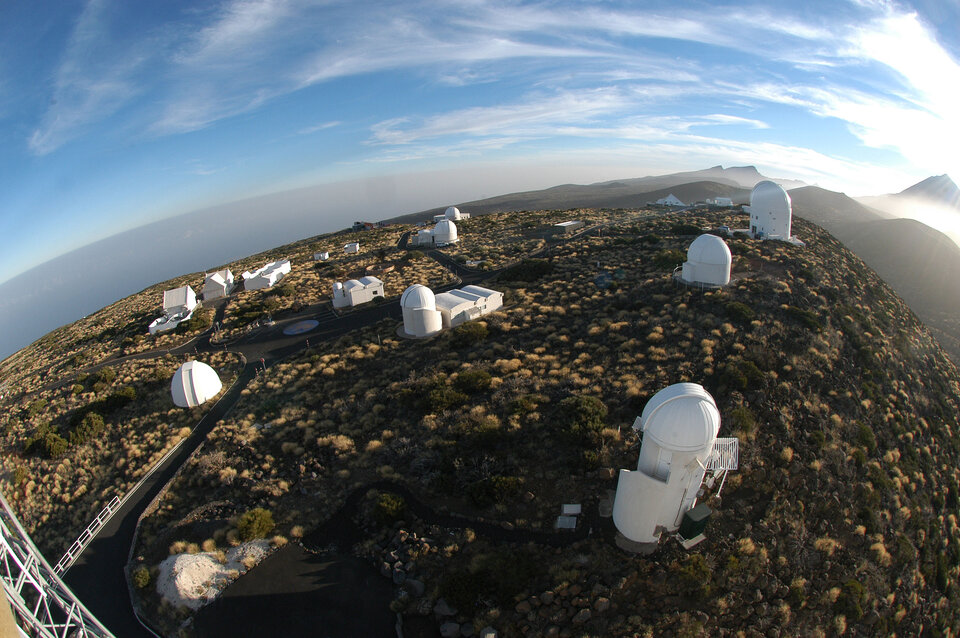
[241,259,291,290]
[432,206,469,223]
[331,276,385,309]
[149,285,198,334]
[400,283,503,337]
[412,219,459,247]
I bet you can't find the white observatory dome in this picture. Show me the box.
[681,234,732,286]
[401,284,436,310]
[638,383,720,453]
[687,234,731,266]
[433,219,458,244]
[747,180,792,239]
[171,360,223,408]
[445,206,462,220]
[401,284,442,337]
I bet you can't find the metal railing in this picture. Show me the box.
[54,495,122,576]
[0,491,114,637]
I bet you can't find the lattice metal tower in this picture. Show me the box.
[0,490,114,637]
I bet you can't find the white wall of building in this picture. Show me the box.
[332,276,384,308]
[680,234,732,286]
[745,180,792,239]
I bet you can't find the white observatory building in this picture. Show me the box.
[401,284,443,337]
[613,383,738,552]
[445,206,463,220]
[171,360,223,407]
[745,180,793,240]
[680,234,732,287]
[332,276,384,308]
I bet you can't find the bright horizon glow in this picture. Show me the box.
[1,0,959,283]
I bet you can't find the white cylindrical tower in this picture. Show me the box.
[401,284,442,337]
[745,180,792,239]
[680,234,732,286]
[613,383,720,547]
[171,361,223,407]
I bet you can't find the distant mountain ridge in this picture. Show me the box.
[392,165,804,223]
[897,174,960,209]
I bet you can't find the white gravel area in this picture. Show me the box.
[155,539,272,609]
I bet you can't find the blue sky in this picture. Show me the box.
[1,0,959,284]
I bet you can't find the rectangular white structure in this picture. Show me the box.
[332,276,384,308]
[434,285,503,328]
[553,220,583,234]
[202,269,234,300]
[562,504,582,515]
[344,242,360,254]
[242,259,291,290]
[314,251,330,261]
[162,285,197,316]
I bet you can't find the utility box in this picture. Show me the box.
[679,504,712,540]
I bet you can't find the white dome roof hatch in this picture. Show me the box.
[637,383,720,453]
[400,284,436,310]
[171,360,223,408]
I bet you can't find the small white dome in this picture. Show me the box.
[687,234,732,266]
[171,361,223,408]
[638,383,720,453]
[401,284,436,310]
[750,180,791,215]
[445,206,461,220]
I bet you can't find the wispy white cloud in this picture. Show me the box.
[28,0,150,154]
[297,120,341,135]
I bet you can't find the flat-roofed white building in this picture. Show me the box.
[150,285,199,334]
[242,259,291,290]
[202,269,234,300]
[332,276,384,308]
[344,242,360,254]
[314,251,330,261]
[434,285,503,328]
[708,197,733,207]
[553,220,584,235]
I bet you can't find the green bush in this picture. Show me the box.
[374,492,407,525]
[25,424,68,459]
[454,369,492,394]
[642,234,661,244]
[856,423,877,453]
[671,223,702,235]
[405,250,425,261]
[559,395,608,436]
[834,579,866,620]
[237,508,275,541]
[69,412,105,446]
[425,386,468,413]
[678,553,712,597]
[786,306,822,332]
[25,399,47,418]
[467,476,523,507]
[132,566,151,589]
[451,322,488,348]
[652,249,685,269]
[729,406,757,435]
[725,302,756,323]
[97,367,117,384]
[499,259,554,282]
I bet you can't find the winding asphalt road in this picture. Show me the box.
[60,243,501,637]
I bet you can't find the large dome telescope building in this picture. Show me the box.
[613,383,738,553]
[744,180,792,240]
